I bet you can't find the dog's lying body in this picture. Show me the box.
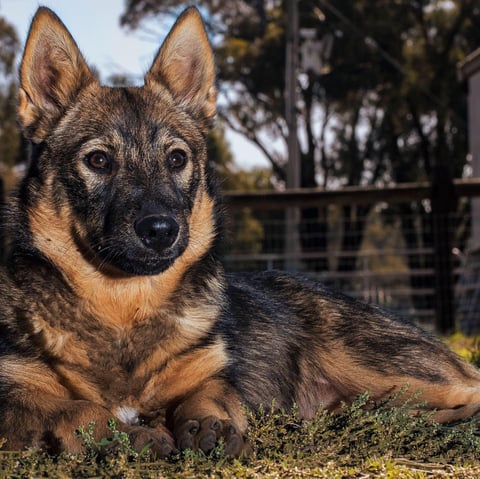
[0,7,479,456]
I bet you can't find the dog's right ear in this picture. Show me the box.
[18,7,96,143]
[145,7,216,128]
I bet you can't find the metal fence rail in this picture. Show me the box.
[223,179,480,334]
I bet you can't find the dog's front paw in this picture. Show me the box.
[125,424,177,457]
[174,415,248,456]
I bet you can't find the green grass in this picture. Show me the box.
[1,393,479,478]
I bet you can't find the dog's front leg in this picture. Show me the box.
[0,396,175,456]
[49,399,176,455]
[167,378,249,456]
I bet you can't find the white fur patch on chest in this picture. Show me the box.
[114,406,140,425]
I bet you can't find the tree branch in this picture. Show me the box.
[219,112,287,182]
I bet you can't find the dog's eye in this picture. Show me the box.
[167,149,188,171]
[84,151,112,174]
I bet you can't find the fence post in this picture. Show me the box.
[431,164,456,334]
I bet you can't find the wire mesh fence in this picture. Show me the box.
[224,181,480,333]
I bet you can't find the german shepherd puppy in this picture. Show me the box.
[1,6,480,456]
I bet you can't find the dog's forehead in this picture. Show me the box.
[61,83,203,151]
[89,85,179,128]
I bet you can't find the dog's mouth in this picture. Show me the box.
[98,251,179,276]
[77,214,189,277]
[93,242,187,277]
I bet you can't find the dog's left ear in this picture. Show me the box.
[18,7,96,143]
[145,7,216,125]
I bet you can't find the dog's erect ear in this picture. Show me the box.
[18,7,96,143]
[145,7,216,124]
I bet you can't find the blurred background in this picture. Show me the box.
[1,0,480,335]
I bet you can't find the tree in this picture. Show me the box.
[121,3,477,241]
[0,17,21,173]
[0,17,20,260]
[207,126,271,259]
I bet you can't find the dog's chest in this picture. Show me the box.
[31,308,166,391]
[28,294,225,418]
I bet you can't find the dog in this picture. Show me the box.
[1,5,480,456]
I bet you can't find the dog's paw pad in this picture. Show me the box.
[175,419,200,450]
[223,427,244,455]
[174,415,249,456]
[126,425,177,457]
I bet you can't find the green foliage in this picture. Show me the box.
[467,337,480,369]
[1,394,480,477]
[247,392,480,467]
[207,126,270,256]
[0,18,18,77]
[75,418,152,460]
[207,126,273,192]
[0,82,22,169]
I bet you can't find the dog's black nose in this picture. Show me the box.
[134,215,179,252]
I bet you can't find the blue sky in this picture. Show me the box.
[1,0,163,82]
[1,0,269,169]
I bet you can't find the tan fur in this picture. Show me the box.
[133,302,223,380]
[297,343,480,415]
[0,358,70,398]
[31,313,92,369]
[140,341,228,405]
[170,377,247,430]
